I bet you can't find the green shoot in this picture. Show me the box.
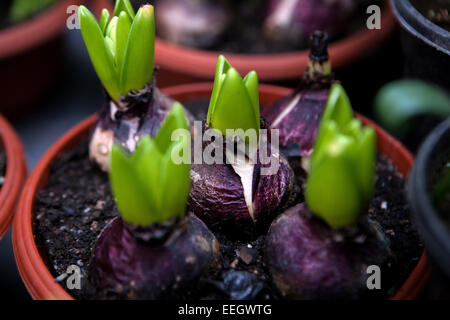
[79,0,155,101]
[374,80,450,135]
[306,84,377,228]
[207,55,260,140]
[110,104,191,226]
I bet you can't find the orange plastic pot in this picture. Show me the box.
[0,0,84,120]
[13,83,429,300]
[0,114,27,239]
[96,0,396,86]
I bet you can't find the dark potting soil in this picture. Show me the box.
[132,0,383,54]
[34,100,423,300]
[0,147,6,190]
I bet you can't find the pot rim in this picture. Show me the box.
[409,118,450,274]
[12,83,429,300]
[0,114,27,239]
[96,0,396,80]
[391,0,450,55]
[0,0,84,60]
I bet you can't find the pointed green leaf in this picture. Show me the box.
[306,137,363,228]
[113,0,135,19]
[79,5,120,100]
[115,11,132,70]
[211,68,259,136]
[310,120,339,169]
[159,136,191,221]
[110,145,153,225]
[207,55,232,125]
[120,5,155,95]
[154,103,189,153]
[243,71,260,129]
[321,83,354,129]
[99,8,110,35]
[134,139,164,222]
[355,126,377,203]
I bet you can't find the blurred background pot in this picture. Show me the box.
[0,114,27,239]
[391,0,450,90]
[97,0,396,87]
[13,83,427,300]
[0,0,83,121]
[409,118,450,298]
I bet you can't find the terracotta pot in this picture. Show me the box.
[13,83,429,300]
[0,0,84,120]
[95,0,396,86]
[0,114,27,239]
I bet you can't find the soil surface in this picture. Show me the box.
[0,147,5,190]
[34,100,423,300]
[132,0,382,54]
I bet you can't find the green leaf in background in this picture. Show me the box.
[9,0,57,23]
[109,106,191,226]
[207,55,260,140]
[374,80,450,135]
[306,85,377,228]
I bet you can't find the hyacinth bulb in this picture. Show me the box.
[265,86,385,299]
[263,0,355,47]
[91,106,220,298]
[265,203,390,299]
[187,56,299,236]
[262,31,334,158]
[155,0,231,48]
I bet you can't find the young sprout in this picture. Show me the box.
[266,85,389,300]
[110,104,190,226]
[306,84,377,228]
[82,0,191,172]
[188,56,299,235]
[92,105,220,297]
[207,55,260,141]
[79,0,155,101]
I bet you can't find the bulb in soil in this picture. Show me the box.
[187,123,300,236]
[89,84,193,172]
[262,31,335,158]
[265,203,391,299]
[263,0,355,47]
[91,214,220,298]
[155,0,231,48]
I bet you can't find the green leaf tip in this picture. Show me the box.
[374,80,450,135]
[110,105,191,226]
[306,84,377,228]
[79,1,155,101]
[207,55,260,141]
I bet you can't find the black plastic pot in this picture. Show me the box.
[409,118,450,298]
[391,0,450,90]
